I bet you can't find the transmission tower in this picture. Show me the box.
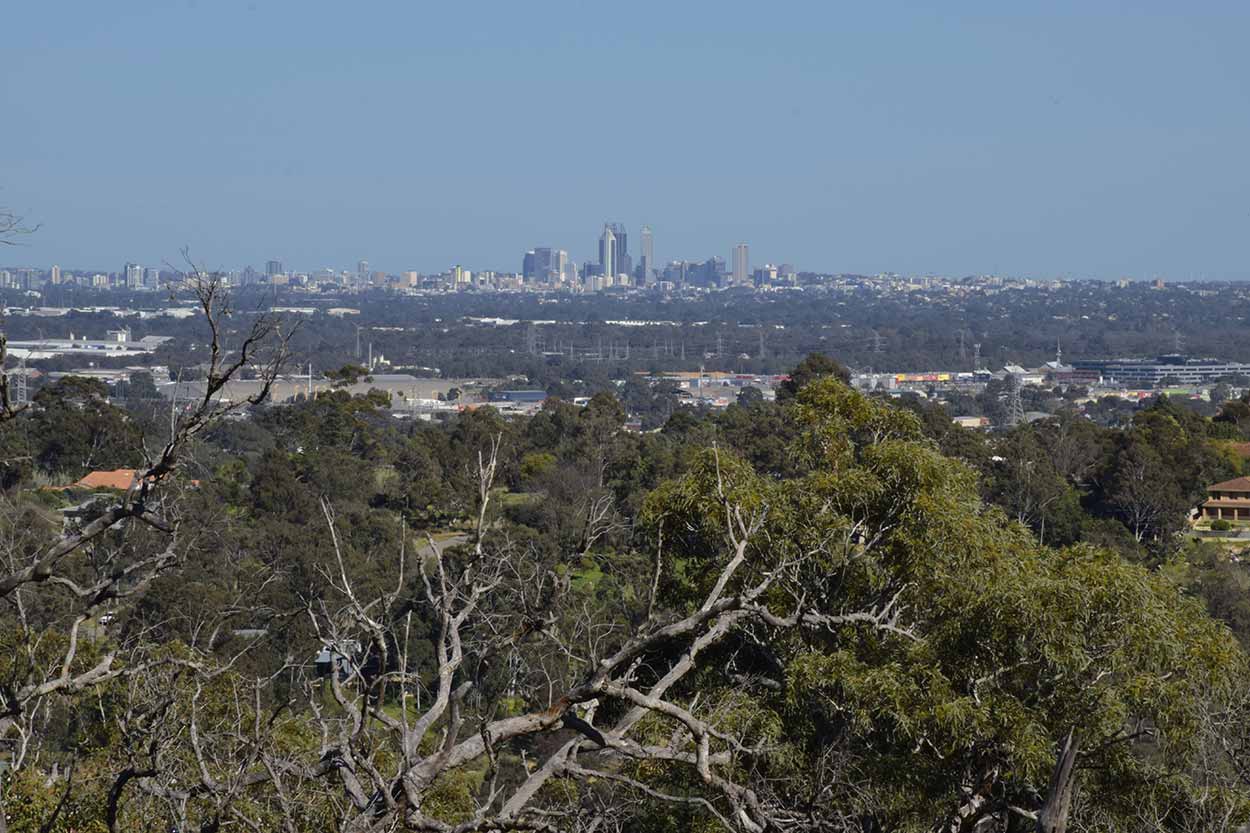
[957,329,967,364]
[1005,372,1025,427]
[13,356,27,406]
[973,343,983,372]
[872,330,884,354]
[1173,330,1184,353]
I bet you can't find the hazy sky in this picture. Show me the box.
[3,1,1249,279]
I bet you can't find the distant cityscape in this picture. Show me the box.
[0,220,1189,296]
[0,223,772,293]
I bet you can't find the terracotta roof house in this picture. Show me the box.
[1200,476,1250,521]
[72,469,142,490]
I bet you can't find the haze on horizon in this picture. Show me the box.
[2,1,1248,280]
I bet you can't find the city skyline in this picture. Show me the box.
[4,3,1250,279]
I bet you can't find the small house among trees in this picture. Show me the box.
[1200,476,1250,521]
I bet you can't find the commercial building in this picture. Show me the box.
[639,225,654,285]
[3,330,172,360]
[1070,355,1250,386]
[598,224,618,280]
[522,248,573,285]
[732,243,749,286]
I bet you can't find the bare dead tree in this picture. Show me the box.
[0,265,292,798]
[0,206,38,247]
[100,443,919,832]
[0,265,290,602]
[0,333,30,424]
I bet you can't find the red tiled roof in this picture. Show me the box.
[1207,476,1250,493]
[73,469,140,490]
[1203,499,1250,508]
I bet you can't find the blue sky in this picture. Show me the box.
[2,1,1249,278]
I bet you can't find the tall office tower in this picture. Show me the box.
[50,265,61,285]
[523,248,560,283]
[357,260,369,286]
[266,260,284,277]
[553,250,575,284]
[599,224,617,279]
[125,263,144,289]
[663,260,688,287]
[732,243,749,286]
[639,225,654,284]
[610,223,631,277]
[145,267,160,288]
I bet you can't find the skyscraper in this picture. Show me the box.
[50,265,61,285]
[610,223,629,277]
[145,267,160,289]
[523,248,572,285]
[599,225,617,279]
[357,260,369,287]
[639,225,654,285]
[125,263,144,289]
[732,244,749,286]
[266,260,284,277]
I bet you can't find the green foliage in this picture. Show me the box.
[324,363,371,387]
[642,377,1248,830]
[4,356,1250,833]
[776,352,851,401]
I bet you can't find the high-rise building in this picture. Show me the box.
[266,260,284,277]
[663,260,688,287]
[754,264,778,284]
[50,265,62,285]
[597,223,634,278]
[145,267,160,289]
[732,244,749,286]
[523,248,572,285]
[357,260,369,286]
[125,263,144,289]
[639,226,654,285]
[559,252,578,285]
[609,223,630,277]
[599,225,617,279]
